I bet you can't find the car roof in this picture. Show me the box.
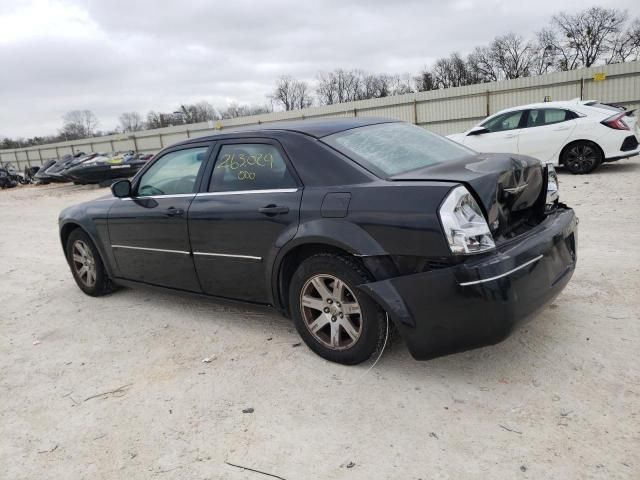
[492,99,602,116]
[174,117,398,146]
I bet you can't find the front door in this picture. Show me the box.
[464,109,525,154]
[188,140,302,303]
[108,145,211,291]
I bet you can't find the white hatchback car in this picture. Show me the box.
[447,99,639,174]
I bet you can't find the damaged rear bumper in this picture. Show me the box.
[359,207,578,360]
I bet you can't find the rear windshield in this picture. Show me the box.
[323,122,473,177]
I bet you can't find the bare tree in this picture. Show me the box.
[467,46,499,82]
[386,73,413,95]
[432,53,473,89]
[316,70,364,105]
[146,111,175,129]
[317,69,413,104]
[119,112,144,132]
[531,35,558,75]
[551,7,627,68]
[271,76,312,111]
[414,69,437,91]
[608,18,640,63]
[536,27,578,71]
[361,73,386,99]
[316,71,339,105]
[177,102,218,124]
[490,33,535,79]
[219,102,272,119]
[60,110,99,140]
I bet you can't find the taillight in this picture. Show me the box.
[601,113,630,130]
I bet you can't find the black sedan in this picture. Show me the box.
[59,118,577,365]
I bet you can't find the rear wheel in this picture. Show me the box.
[289,253,387,365]
[562,141,602,174]
[66,229,113,296]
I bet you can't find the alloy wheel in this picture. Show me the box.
[567,144,597,173]
[299,274,363,350]
[72,239,97,288]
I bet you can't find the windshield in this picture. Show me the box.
[324,122,474,177]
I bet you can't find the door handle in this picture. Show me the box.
[504,133,518,138]
[259,204,289,216]
[165,207,184,217]
[553,126,570,131]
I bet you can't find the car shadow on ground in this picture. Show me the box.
[110,283,563,382]
[557,156,639,176]
[593,159,640,175]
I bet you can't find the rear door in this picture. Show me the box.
[463,110,524,154]
[517,108,578,163]
[108,144,212,291]
[188,139,302,303]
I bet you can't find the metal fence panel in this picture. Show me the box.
[2,61,639,167]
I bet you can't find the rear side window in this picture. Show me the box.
[481,111,524,132]
[209,144,297,192]
[525,109,575,127]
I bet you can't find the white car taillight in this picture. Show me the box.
[439,186,495,254]
[546,163,559,211]
[601,112,630,130]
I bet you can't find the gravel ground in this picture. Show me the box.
[1,159,639,480]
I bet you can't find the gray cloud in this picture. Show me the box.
[0,0,637,137]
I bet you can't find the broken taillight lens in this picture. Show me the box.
[545,164,559,212]
[601,113,630,130]
[439,186,495,254]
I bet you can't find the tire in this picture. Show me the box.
[561,141,603,174]
[66,229,113,296]
[289,253,388,365]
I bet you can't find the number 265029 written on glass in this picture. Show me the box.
[217,153,274,170]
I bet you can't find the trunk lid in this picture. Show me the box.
[391,153,545,239]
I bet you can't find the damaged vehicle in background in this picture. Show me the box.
[62,152,152,185]
[33,151,153,185]
[38,152,88,183]
[0,162,28,188]
[58,118,577,365]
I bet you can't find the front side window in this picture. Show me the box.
[209,144,297,192]
[526,109,572,127]
[137,147,207,196]
[324,122,474,177]
[481,111,524,132]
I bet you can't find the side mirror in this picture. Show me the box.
[467,127,489,136]
[111,179,132,198]
[467,126,490,136]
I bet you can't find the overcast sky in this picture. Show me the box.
[0,0,637,138]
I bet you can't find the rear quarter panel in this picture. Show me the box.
[294,181,456,258]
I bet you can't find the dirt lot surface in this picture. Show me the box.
[1,159,639,480]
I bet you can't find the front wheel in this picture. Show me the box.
[66,229,113,296]
[289,253,388,365]
[562,141,603,174]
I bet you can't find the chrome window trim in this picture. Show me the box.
[119,189,299,200]
[459,255,544,287]
[196,188,298,197]
[111,245,191,255]
[121,193,196,201]
[193,251,262,261]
